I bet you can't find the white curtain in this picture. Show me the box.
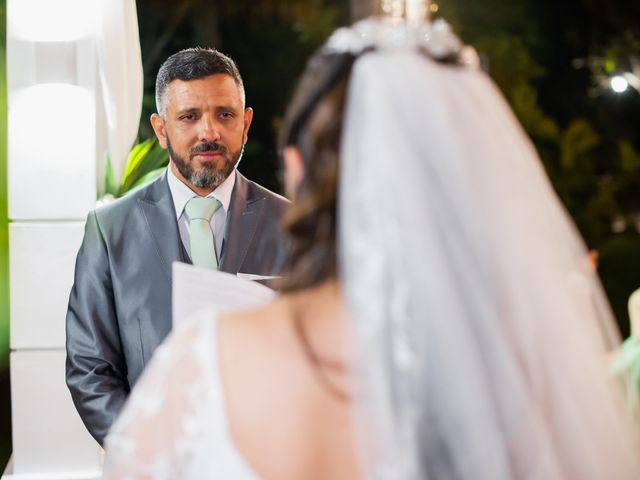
[96,0,144,190]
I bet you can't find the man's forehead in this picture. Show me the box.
[166,74,244,106]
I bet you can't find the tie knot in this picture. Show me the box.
[185,196,221,222]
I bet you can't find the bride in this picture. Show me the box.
[102,8,640,480]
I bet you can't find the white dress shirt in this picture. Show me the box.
[167,166,236,262]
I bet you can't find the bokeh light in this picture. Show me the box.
[611,75,629,93]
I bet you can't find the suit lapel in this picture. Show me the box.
[137,172,186,281]
[219,171,263,274]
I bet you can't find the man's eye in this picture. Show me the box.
[220,112,233,119]
[180,114,195,121]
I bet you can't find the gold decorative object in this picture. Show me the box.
[380,0,431,23]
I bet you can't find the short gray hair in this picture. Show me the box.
[155,47,245,117]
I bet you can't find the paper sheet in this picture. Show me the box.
[172,262,277,326]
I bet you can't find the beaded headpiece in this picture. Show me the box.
[327,0,479,65]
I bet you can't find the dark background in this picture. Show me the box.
[1,0,639,471]
[135,0,640,329]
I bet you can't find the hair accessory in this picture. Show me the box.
[324,17,479,67]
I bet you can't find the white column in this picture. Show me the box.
[4,0,103,478]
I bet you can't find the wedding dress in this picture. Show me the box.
[102,308,258,479]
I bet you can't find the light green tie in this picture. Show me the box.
[185,196,222,270]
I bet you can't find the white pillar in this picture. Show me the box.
[4,0,103,477]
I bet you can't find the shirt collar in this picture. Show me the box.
[167,165,236,220]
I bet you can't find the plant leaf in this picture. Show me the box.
[118,139,156,193]
[104,155,118,196]
[129,167,167,192]
[117,139,169,197]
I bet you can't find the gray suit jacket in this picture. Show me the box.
[65,171,290,445]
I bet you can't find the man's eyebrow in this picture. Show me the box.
[215,104,240,113]
[175,107,200,116]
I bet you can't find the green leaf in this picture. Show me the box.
[559,119,600,170]
[104,155,118,196]
[118,138,156,192]
[511,83,559,141]
[129,167,166,191]
[619,141,640,174]
[117,139,169,197]
[604,59,617,74]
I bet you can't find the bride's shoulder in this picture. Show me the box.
[218,298,295,354]
[222,296,290,330]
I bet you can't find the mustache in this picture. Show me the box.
[190,142,226,155]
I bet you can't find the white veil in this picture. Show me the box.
[335,19,640,479]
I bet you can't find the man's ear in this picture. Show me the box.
[243,107,254,144]
[150,113,168,149]
[283,146,305,200]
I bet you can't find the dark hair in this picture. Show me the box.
[278,51,357,293]
[155,47,245,116]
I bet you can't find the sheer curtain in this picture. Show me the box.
[96,0,144,192]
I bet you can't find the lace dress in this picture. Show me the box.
[102,309,259,479]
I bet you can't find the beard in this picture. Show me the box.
[167,137,243,190]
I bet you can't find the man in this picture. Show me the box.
[66,48,290,445]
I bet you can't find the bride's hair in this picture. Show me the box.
[277,51,357,293]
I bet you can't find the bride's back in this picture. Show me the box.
[219,282,360,480]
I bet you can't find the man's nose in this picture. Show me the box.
[198,115,221,142]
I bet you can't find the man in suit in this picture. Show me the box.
[66,48,290,445]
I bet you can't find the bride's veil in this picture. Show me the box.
[333,15,640,480]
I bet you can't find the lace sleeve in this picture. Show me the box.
[102,312,215,479]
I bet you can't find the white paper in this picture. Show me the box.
[237,272,282,281]
[172,262,277,327]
